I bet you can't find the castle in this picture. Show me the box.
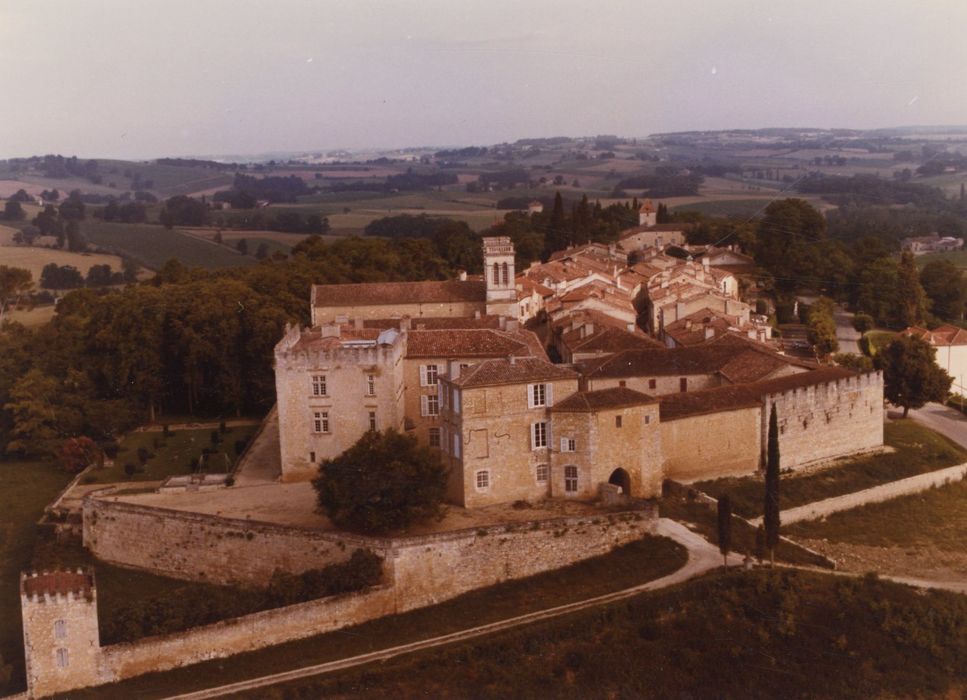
[275,236,884,505]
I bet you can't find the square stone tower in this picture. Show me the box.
[483,236,517,317]
[20,568,101,698]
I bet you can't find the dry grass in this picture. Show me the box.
[0,245,127,280]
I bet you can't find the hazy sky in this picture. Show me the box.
[1,0,964,159]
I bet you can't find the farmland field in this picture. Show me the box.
[81,221,256,270]
[916,249,967,270]
[0,245,128,280]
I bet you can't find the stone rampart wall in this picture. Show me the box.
[99,585,396,685]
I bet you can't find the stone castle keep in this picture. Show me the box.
[20,235,886,698]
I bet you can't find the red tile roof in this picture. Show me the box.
[406,329,533,359]
[312,279,486,308]
[364,316,504,330]
[553,387,656,412]
[22,570,94,598]
[451,357,578,389]
[902,325,967,347]
[659,367,859,421]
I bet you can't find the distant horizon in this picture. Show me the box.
[5,122,967,163]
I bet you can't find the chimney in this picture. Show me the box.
[458,270,468,281]
[400,316,411,331]
[508,355,517,365]
[702,256,710,270]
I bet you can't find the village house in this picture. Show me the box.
[902,324,967,395]
[900,234,964,255]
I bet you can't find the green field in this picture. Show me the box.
[0,460,74,694]
[693,420,966,519]
[915,249,967,270]
[81,221,256,270]
[788,478,967,551]
[670,198,779,218]
[86,425,258,484]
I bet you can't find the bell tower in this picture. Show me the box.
[482,236,516,317]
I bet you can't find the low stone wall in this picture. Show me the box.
[100,585,396,684]
[83,498,371,585]
[759,462,967,526]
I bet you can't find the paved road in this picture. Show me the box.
[165,519,733,700]
[833,304,860,354]
[908,401,967,450]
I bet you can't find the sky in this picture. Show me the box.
[1,0,965,159]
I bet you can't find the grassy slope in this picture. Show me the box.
[80,221,256,270]
[56,536,687,699]
[0,460,73,694]
[241,570,967,700]
[694,419,967,519]
[788,479,967,550]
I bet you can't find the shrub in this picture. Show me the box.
[853,313,875,333]
[136,446,151,465]
[234,439,248,455]
[162,424,172,437]
[123,463,137,477]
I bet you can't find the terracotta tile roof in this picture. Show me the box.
[363,316,503,330]
[659,367,859,421]
[578,334,810,380]
[452,356,578,389]
[516,276,555,298]
[569,327,664,354]
[620,223,689,239]
[22,569,94,598]
[903,324,967,347]
[312,279,486,308]
[553,386,656,412]
[406,329,533,359]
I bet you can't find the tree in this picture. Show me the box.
[716,495,732,567]
[763,404,781,566]
[255,242,270,260]
[852,313,874,334]
[920,260,967,322]
[58,436,100,473]
[878,335,953,417]
[0,265,33,325]
[236,238,249,256]
[3,200,24,221]
[806,297,839,358]
[314,429,448,534]
[896,251,928,327]
[214,230,224,245]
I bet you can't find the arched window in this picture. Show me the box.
[501,262,509,285]
[54,619,67,639]
[56,648,69,668]
[492,263,500,285]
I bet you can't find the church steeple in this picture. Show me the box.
[482,236,516,317]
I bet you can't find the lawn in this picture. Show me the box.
[0,460,74,695]
[85,425,258,484]
[670,198,778,217]
[916,249,967,271]
[787,479,967,551]
[80,221,256,271]
[692,419,967,519]
[55,536,688,699]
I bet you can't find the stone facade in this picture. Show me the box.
[274,325,407,482]
[20,570,101,699]
[661,407,762,482]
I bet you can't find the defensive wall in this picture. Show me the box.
[28,498,656,696]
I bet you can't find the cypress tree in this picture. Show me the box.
[544,191,568,256]
[764,403,781,565]
[717,494,732,567]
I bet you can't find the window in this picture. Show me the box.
[452,388,461,414]
[369,411,377,432]
[532,421,548,449]
[311,374,327,396]
[429,427,441,448]
[421,364,439,387]
[619,380,626,388]
[421,394,439,417]
[560,437,576,453]
[536,463,549,483]
[309,451,316,463]
[56,648,69,669]
[648,378,657,390]
[501,262,509,285]
[492,263,500,285]
[679,377,688,392]
[312,411,329,434]
[476,470,490,490]
[54,620,66,640]
[453,432,462,458]
[615,415,623,428]
[366,374,376,396]
[645,415,651,425]
[565,466,578,493]
[528,383,548,408]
